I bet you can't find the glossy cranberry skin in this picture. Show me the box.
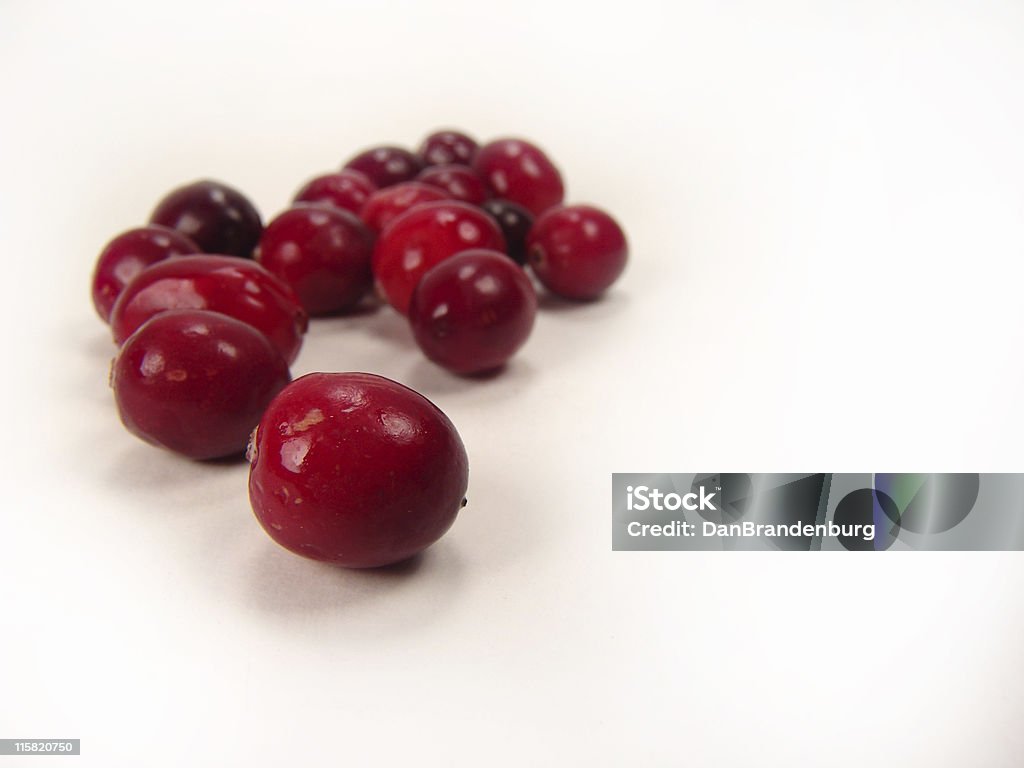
[418,129,478,167]
[359,182,449,235]
[256,205,374,316]
[149,179,263,258]
[343,146,424,188]
[473,138,565,216]
[527,205,628,300]
[111,255,307,364]
[112,310,291,460]
[481,199,533,265]
[372,201,506,315]
[91,226,199,322]
[416,164,489,205]
[248,372,469,568]
[293,169,377,215]
[410,250,537,375]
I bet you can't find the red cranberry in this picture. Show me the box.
[473,138,564,215]
[293,169,377,214]
[248,372,469,568]
[416,164,489,205]
[256,204,375,316]
[372,201,506,315]
[149,179,262,258]
[409,249,537,375]
[91,226,198,322]
[343,146,424,188]
[111,255,307,365]
[480,199,533,266]
[527,204,628,300]
[418,129,478,167]
[359,182,450,235]
[112,310,291,460]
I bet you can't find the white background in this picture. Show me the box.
[2,1,1024,765]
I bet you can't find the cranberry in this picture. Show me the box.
[527,204,628,299]
[416,164,489,205]
[111,255,307,365]
[256,205,375,316]
[409,249,537,375]
[293,169,377,215]
[343,146,423,188]
[418,129,478,167]
[248,372,469,568]
[91,226,199,322]
[112,310,291,460]
[480,199,533,265]
[359,182,450,235]
[473,138,564,215]
[149,179,262,258]
[372,200,506,315]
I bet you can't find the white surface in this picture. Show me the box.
[3,1,1024,765]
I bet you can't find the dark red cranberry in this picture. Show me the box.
[91,226,198,322]
[293,169,377,215]
[256,205,375,316]
[418,129,478,167]
[472,138,564,215]
[372,201,506,315]
[416,164,489,205]
[343,146,423,188]
[359,182,450,235]
[248,372,469,568]
[149,179,262,258]
[527,205,628,299]
[409,249,537,375]
[112,310,291,460]
[481,199,533,266]
[111,255,307,365]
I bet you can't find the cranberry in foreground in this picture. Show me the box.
[410,249,537,375]
[416,164,489,205]
[418,129,478,167]
[293,169,377,215]
[473,138,564,215]
[248,372,469,568]
[527,205,628,299]
[481,199,533,265]
[343,146,423,189]
[112,310,291,460]
[110,255,308,365]
[359,182,449,235]
[372,200,506,315]
[149,179,263,258]
[257,205,375,316]
[91,226,198,322]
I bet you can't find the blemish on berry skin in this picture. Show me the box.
[246,427,259,463]
[379,410,417,444]
[279,437,312,473]
[289,408,325,433]
[140,350,165,377]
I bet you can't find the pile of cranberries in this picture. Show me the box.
[91,130,628,568]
